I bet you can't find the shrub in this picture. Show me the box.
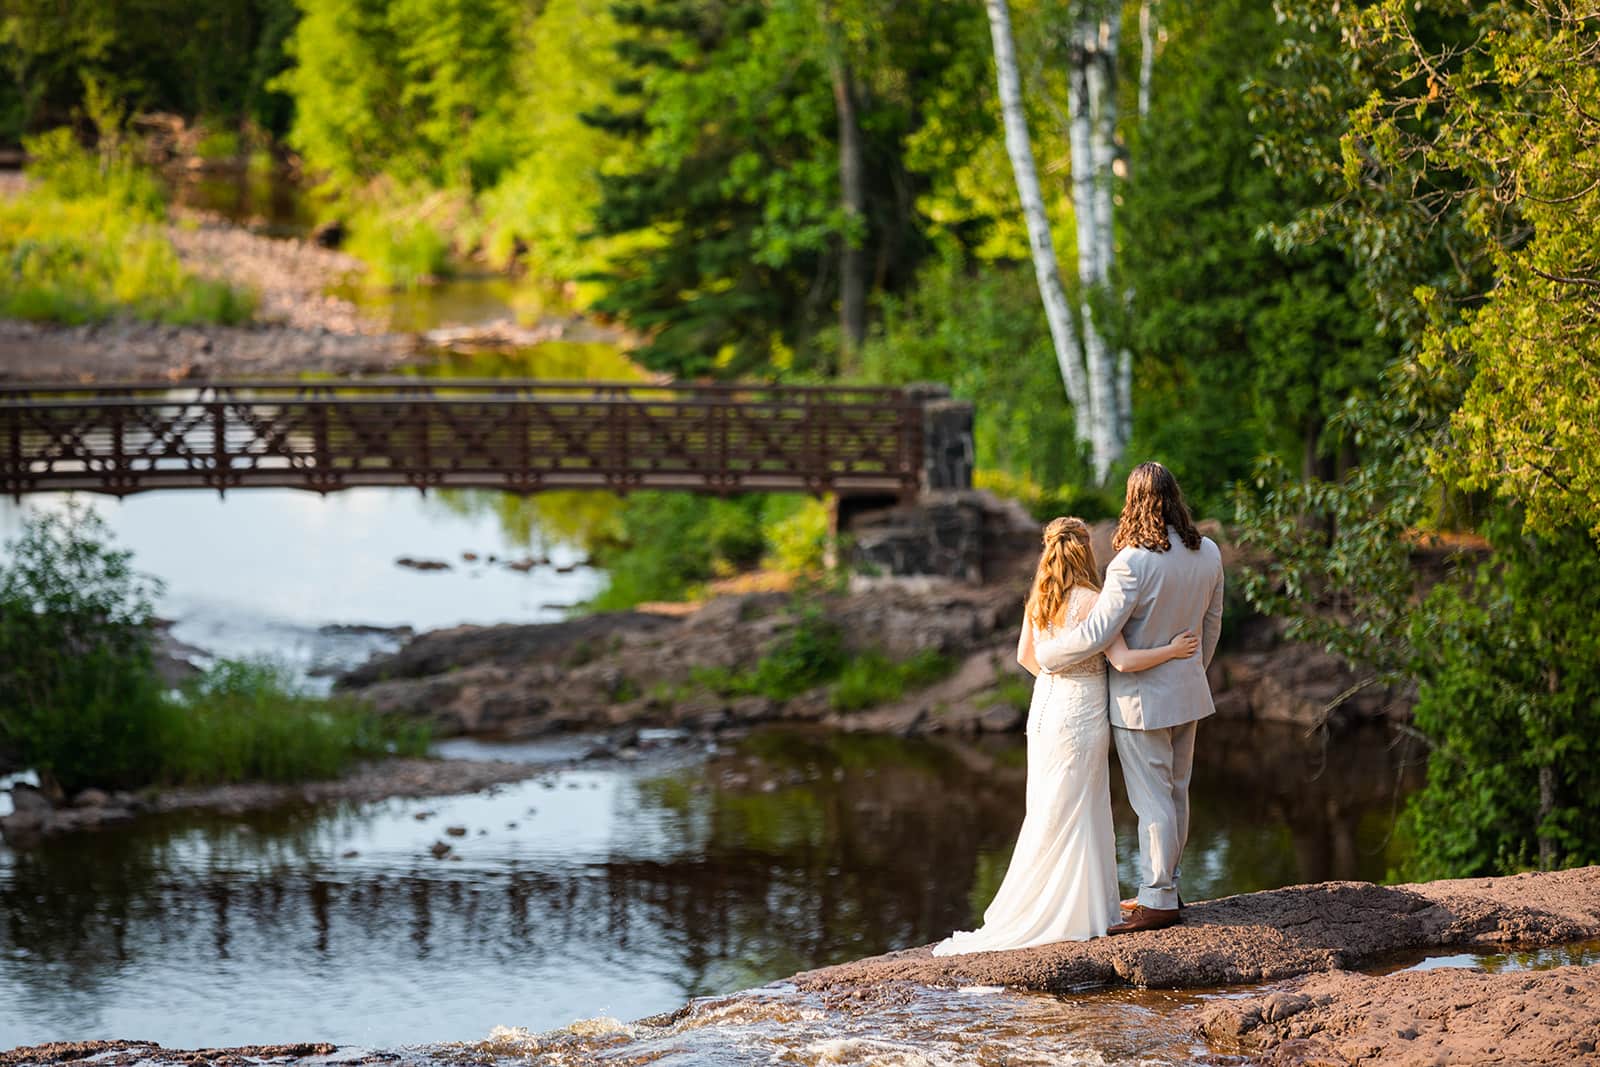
[0,502,169,793]
[829,648,955,712]
[0,506,427,793]
[589,493,769,610]
[694,598,847,702]
[162,659,429,785]
[763,496,831,573]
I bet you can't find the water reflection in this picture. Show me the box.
[169,168,316,238]
[0,724,1419,1050]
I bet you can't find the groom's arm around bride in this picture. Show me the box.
[1032,462,1224,933]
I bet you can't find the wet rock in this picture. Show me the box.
[9,783,52,819]
[72,788,109,808]
[1199,964,1600,1066]
[395,556,452,572]
[975,704,1024,733]
[429,841,453,858]
[445,825,467,837]
[793,866,1600,996]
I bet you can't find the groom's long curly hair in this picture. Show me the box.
[1113,462,1203,553]
[1027,517,1100,630]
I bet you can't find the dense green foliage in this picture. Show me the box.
[1235,0,1600,877]
[0,507,425,794]
[0,0,298,142]
[587,492,827,610]
[2,130,255,325]
[1402,516,1600,878]
[0,503,170,792]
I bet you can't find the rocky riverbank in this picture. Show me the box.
[334,521,1414,742]
[1199,959,1600,1065]
[6,869,1594,1065]
[0,174,629,382]
[798,866,1600,1065]
[794,866,1600,994]
[0,755,541,843]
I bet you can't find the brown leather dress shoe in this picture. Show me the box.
[1107,905,1181,935]
[1120,894,1184,913]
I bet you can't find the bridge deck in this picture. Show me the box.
[0,379,927,499]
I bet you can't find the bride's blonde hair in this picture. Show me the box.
[1026,517,1100,630]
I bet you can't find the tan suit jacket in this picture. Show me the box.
[1035,526,1224,730]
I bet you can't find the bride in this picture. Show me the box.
[933,517,1198,955]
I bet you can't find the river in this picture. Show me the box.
[0,722,1422,1060]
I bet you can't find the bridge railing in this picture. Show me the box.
[0,379,951,499]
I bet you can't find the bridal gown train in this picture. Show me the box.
[933,586,1121,954]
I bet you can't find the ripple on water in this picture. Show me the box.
[466,984,1213,1067]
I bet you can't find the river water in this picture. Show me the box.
[0,722,1423,1059]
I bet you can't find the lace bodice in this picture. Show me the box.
[1039,585,1107,677]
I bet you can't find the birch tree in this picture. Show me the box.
[986,0,1136,482]
[984,0,1093,445]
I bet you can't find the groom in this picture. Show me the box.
[1034,461,1224,935]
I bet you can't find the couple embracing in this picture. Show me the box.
[935,461,1224,954]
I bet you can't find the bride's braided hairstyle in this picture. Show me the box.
[1112,461,1202,553]
[1027,517,1101,630]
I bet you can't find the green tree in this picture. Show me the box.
[582,0,993,377]
[0,0,299,141]
[1235,0,1600,879]
[1119,0,1393,515]
[1403,515,1600,878]
[1339,0,1600,539]
[275,0,530,193]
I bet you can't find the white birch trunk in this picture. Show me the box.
[1138,0,1156,123]
[984,0,1092,434]
[1068,9,1125,478]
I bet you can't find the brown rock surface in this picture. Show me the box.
[335,581,1027,738]
[0,1041,381,1066]
[1198,963,1600,1065]
[791,866,1600,994]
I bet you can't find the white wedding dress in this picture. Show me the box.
[933,585,1122,954]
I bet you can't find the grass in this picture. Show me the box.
[829,648,956,712]
[980,671,1034,714]
[161,660,430,786]
[1,128,256,326]
[687,596,955,711]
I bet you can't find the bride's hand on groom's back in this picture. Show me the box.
[1167,631,1200,660]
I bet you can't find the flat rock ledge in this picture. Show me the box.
[792,866,1600,995]
[0,1041,385,1066]
[1198,963,1600,1065]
